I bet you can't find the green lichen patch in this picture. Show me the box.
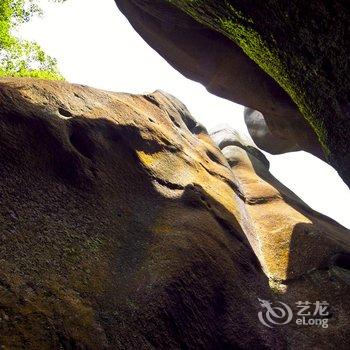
[85,237,104,253]
[166,0,350,178]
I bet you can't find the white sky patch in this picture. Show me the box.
[18,0,350,228]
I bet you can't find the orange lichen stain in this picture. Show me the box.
[152,224,174,235]
[137,151,157,167]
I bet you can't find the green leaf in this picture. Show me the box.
[0,0,64,79]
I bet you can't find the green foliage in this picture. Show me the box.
[0,0,65,79]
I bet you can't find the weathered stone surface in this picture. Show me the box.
[211,127,350,282]
[114,0,350,186]
[244,107,301,155]
[0,78,349,349]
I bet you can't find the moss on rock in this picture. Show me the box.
[166,0,350,178]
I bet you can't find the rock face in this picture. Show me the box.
[114,0,350,186]
[244,107,302,155]
[0,78,349,349]
[211,127,350,283]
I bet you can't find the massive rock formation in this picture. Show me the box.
[211,127,350,283]
[0,78,349,349]
[114,0,350,186]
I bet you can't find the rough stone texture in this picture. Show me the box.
[0,78,349,349]
[114,0,350,186]
[211,127,350,282]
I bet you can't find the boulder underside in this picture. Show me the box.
[114,0,350,187]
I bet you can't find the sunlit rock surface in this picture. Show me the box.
[114,0,350,186]
[0,78,349,349]
[211,127,350,282]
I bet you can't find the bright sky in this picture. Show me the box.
[18,0,350,228]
